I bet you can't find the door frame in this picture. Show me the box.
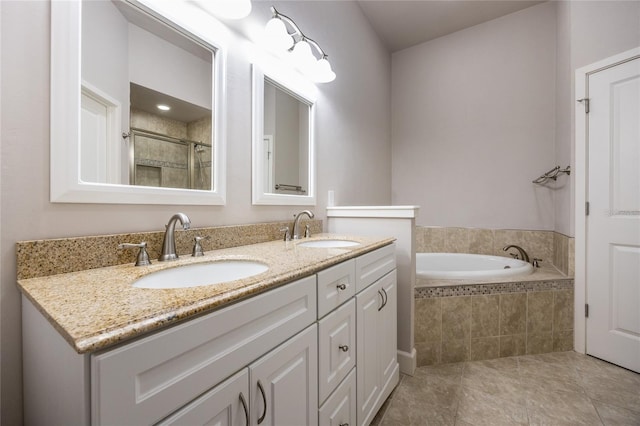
[574,46,640,354]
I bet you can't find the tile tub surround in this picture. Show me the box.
[18,233,393,354]
[16,220,323,280]
[414,278,575,366]
[376,352,640,425]
[416,226,575,276]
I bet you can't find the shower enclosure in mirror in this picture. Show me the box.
[51,0,226,204]
[252,65,317,205]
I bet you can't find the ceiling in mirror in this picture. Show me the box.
[50,0,226,205]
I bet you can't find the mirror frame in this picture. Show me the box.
[50,0,227,205]
[251,64,317,206]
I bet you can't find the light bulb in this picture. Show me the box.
[313,57,336,83]
[264,18,293,51]
[291,40,317,73]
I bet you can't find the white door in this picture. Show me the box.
[249,324,318,426]
[586,56,640,373]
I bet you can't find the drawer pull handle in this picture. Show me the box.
[336,283,347,291]
[381,287,388,309]
[339,423,349,426]
[257,380,267,424]
[339,344,349,352]
[239,392,249,426]
[377,290,384,311]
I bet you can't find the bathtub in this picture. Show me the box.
[416,253,533,280]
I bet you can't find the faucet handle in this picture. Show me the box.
[532,258,543,268]
[191,236,208,257]
[304,224,311,238]
[118,242,151,266]
[280,227,291,242]
[509,252,519,259]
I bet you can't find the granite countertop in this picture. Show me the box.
[18,234,394,354]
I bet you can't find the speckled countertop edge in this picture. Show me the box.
[18,234,394,354]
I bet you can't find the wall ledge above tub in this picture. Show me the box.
[327,205,420,219]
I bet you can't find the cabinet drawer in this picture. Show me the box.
[317,259,355,318]
[91,276,316,426]
[355,244,395,293]
[319,368,357,426]
[157,369,249,426]
[318,299,356,404]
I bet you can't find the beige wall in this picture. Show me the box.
[391,2,557,231]
[0,1,391,423]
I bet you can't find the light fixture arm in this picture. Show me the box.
[270,6,328,59]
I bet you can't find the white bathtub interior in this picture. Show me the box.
[416,252,534,280]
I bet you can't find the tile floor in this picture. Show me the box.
[373,351,640,425]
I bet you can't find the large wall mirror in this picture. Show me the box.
[51,0,226,205]
[252,65,316,205]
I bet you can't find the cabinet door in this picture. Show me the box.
[157,369,249,426]
[379,270,398,391]
[356,281,383,426]
[319,368,357,426]
[249,324,318,426]
[318,299,356,403]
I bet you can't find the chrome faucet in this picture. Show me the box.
[502,245,530,263]
[292,210,314,240]
[159,213,191,261]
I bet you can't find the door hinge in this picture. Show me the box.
[585,304,589,318]
[577,98,590,113]
[586,202,590,216]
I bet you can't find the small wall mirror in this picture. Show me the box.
[51,0,226,205]
[252,65,316,205]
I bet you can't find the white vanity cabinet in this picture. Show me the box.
[22,242,398,426]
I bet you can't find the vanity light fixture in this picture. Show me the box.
[156,104,171,111]
[263,6,336,83]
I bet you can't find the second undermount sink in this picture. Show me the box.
[132,260,269,289]
[297,240,360,248]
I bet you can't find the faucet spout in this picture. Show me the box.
[502,245,530,263]
[292,210,314,240]
[159,213,191,261]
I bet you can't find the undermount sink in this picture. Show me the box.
[132,260,269,289]
[297,240,360,248]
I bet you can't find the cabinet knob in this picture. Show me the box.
[339,345,349,352]
[336,283,347,291]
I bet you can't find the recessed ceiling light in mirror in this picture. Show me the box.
[157,104,171,111]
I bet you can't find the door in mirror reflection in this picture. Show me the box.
[263,79,310,195]
[80,0,213,190]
